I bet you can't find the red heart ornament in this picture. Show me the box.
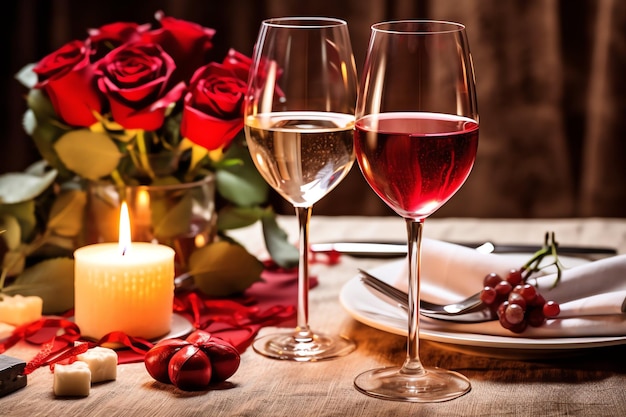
[144,330,241,391]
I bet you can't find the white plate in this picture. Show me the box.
[339,259,626,359]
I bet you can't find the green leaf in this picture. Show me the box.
[29,119,73,178]
[261,213,299,268]
[0,169,57,204]
[217,205,267,231]
[0,215,21,250]
[0,200,37,241]
[2,248,26,277]
[3,257,74,314]
[54,129,122,180]
[189,241,263,297]
[26,88,58,121]
[216,139,269,207]
[47,189,87,237]
[23,90,75,178]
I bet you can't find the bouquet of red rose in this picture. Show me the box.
[2,11,297,312]
[18,10,254,184]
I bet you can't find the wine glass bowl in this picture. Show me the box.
[353,20,478,401]
[244,17,357,361]
[355,113,478,219]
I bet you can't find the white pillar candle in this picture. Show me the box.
[74,242,175,340]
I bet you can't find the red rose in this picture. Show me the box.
[87,22,150,62]
[33,40,103,127]
[143,10,216,84]
[96,42,185,130]
[222,49,253,82]
[180,53,250,150]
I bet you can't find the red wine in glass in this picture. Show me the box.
[355,112,478,219]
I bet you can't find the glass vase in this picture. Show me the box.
[85,174,217,276]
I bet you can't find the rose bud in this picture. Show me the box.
[168,344,212,390]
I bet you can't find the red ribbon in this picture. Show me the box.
[173,292,296,352]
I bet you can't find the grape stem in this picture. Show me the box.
[521,232,564,288]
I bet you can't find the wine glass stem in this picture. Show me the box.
[295,205,313,341]
[402,218,426,376]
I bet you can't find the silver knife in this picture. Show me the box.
[309,241,617,258]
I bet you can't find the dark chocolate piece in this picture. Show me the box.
[0,355,27,397]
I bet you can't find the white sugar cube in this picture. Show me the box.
[76,347,118,383]
[0,294,43,326]
[53,362,91,397]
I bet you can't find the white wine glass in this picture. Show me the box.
[244,17,358,361]
[353,20,478,401]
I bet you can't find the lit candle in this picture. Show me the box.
[74,202,175,340]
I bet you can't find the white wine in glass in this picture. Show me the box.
[353,20,479,401]
[244,17,358,361]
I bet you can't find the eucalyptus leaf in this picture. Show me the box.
[47,189,87,237]
[261,214,299,268]
[0,169,57,204]
[3,257,74,314]
[54,130,122,180]
[189,241,263,297]
[217,205,268,231]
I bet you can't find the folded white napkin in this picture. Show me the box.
[392,238,626,338]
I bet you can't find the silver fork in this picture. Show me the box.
[358,269,497,323]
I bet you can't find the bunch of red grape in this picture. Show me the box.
[480,268,561,333]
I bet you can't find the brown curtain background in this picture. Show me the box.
[3,0,625,218]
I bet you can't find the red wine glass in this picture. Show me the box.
[353,20,479,401]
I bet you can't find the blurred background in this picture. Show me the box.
[2,0,625,218]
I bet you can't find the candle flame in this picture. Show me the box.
[119,201,132,255]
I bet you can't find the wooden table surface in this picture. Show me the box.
[2,216,625,417]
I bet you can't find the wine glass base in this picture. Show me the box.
[252,331,356,362]
[354,366,471,403]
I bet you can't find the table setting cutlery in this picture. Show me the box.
[310,241,617,259]
[358,269,497,323]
